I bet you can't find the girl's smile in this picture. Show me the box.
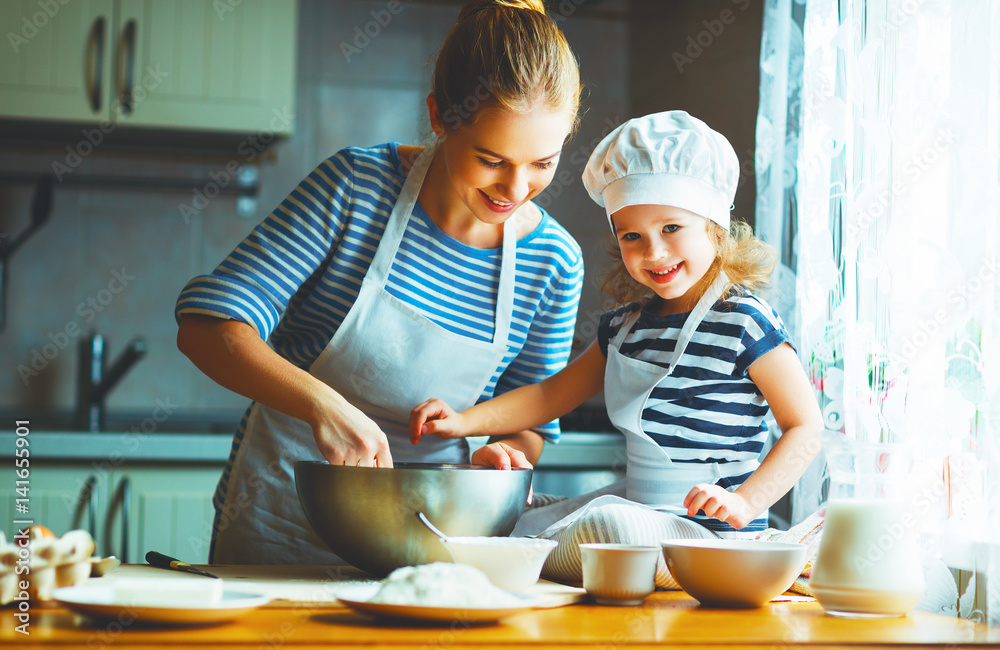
[646,262,683,284]
[612,205,718,314]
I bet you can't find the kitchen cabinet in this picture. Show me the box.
[103,462,220,564]
[0,0,296,135]
[0,459,221,564]
[0,462,110,545]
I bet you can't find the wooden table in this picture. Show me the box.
[4,565,999,649]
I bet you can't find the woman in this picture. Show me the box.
[174,0,584,564]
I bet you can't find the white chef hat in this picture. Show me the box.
[582,110,739,231]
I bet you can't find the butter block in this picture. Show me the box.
[113,576,224,607]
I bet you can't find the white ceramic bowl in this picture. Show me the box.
[661,539,806,608]
[441,536,558,592]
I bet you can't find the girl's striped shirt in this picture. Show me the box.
[597,289,791,533]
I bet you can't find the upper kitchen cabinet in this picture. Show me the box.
[0,0,296,136]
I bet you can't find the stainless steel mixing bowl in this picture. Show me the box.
[294,461,532,576]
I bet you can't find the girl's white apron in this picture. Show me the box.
[514,272,757,538]
[213,146,518,564]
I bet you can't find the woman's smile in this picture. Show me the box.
[478,189,518,213]
[421,100,574,243]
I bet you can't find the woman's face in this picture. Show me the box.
[431,100,574,226]
[611,205,718,314]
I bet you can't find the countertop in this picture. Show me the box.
[3,564,999,649]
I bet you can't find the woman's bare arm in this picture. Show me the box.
[177,315,393,467]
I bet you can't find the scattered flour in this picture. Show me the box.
[369,562,523,608]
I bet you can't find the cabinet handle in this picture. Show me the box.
[104,475,132,562]
[72,475,99,539]
[115,19,137,115]
[119,476,131,563]
[84,17,105,114]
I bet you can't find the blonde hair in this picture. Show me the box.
[431,0,581,133]
[600,219,777,307]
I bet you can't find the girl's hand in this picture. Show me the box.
[471,442,534,505]
[683,484,756,529]
[471,442,533,470]
[409,398,469,444]
[311,397,393,468]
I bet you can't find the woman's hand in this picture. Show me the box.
[311,395,393,468]
[683,484,756,529]
[177,315,394,467]
[409,398,469,444]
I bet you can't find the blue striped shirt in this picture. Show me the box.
[176,143,584,440]
[598,288,790,533]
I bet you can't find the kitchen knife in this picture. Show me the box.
[145,550,220,579]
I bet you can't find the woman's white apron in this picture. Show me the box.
[213,145,518,564]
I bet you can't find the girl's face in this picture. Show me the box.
[430,100,574,226]
[611,205,718,314]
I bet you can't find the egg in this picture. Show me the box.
[27,525,56,541]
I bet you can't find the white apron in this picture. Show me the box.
[608,271,758,507]
[513,272,757,538]
[213,145,518,564]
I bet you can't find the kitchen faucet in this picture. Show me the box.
[75,332,148,432]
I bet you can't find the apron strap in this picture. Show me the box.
[665,270,729,375]
[609,271,730,375]
[367,145,435,284]
[368,143,516,349]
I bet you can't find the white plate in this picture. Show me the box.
[53,584,271,627]
[335,584,541,624]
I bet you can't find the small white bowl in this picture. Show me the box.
[579,543,660,606]
[661,539,806,608]
[442,536,558,592]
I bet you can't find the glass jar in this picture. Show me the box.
[809,432,925,617]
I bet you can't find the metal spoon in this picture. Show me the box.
[415,511,449,541]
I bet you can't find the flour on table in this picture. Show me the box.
[369,563,522,608]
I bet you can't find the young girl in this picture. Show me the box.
[410,110,823,587]
[174,0,584,564]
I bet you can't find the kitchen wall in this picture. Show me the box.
[629,1,763,229]
[0,0,761,427]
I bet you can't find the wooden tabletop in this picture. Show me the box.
[4,566,999,649]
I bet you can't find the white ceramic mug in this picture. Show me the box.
[579,543,659,606]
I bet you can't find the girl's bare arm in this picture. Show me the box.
[684,342,823,527]
[410,340,607,442]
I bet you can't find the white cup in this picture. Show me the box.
[579,543,659,606]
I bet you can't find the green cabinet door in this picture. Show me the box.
[116,0,296,134]
[0,461,112,550]
[0,0,116,123]
[104,463,221,564]
[0,0,295,135]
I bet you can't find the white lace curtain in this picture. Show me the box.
[756,0,999,624]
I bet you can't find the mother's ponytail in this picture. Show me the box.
[431,0,581,133]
